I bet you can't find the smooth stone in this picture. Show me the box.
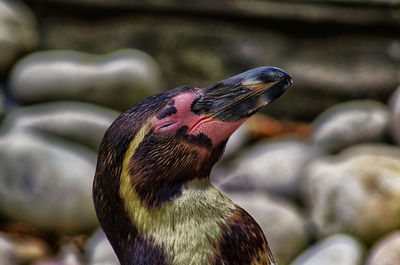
[226,191,308,265]
[10,49,161,110]
[11,236,50,264]
[223,121,248,158]
[0,130,98,233]
[0,0,38,73]
[1,102,120,151]
[301,144,400,243]
[214,137,319,198]
[290,234,363,265]
[33,244,82,265]
[312,100,389,153]
[86,229,119,265]
[366,231,400,265]
[0,233,18,265]
[389,85,400,145]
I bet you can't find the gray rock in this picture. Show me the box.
[226,191,308,265]
[301,144,400,243]
[366,231,400,265]
[312,100,389,153]
[0,233,18,265]
[389,86,400,145]
[290,234,363,265]
[0,0,38,73]
[86,229,119,265]
[223,121,248,158]
[1,102,120,151]
[0,130,98,233]
[214,137,319,198]
[10,49,161,110]
[34,244,82,265]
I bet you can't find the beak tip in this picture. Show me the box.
[242,66,292,85]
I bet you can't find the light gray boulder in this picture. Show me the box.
[1,102,120,151]
[215,137,319,198]
[86,229,119,265]
[0,0,38,73]
[226,191,309,265]
[312,100,389,153]
[10,49,161,110]
[0,233,18,265]
[366,230,400,265]
[301,144,400,243]
[0,130,98,233]
[290,234,363,265]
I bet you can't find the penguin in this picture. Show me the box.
[93,66,292,265]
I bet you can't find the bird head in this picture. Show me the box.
[95,66,292,209]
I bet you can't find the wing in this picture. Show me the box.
[212,206,275,265]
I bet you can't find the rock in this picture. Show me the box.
[10,49,161,110]
[0,0,38,74]
[33,243,82,265]
[223,121,248,158]
[226,191,308,265]
[312,100,389,153]
[389,85,400,145]
[366,231,400,265]
[0,233,18,265]
[301,144,400,243]
[11,236,50,264]
[290,234,363,265]
[1,102,120,151]
[0,130,98,233]
[86,229,119,265]
[214,137,319,198]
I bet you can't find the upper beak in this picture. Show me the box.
[191,67,293,122]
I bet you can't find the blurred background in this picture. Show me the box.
[0,0,399,264]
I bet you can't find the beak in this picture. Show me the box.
[191,67,293,122]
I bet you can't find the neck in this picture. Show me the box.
[120,178,238,265]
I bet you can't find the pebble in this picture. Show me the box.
[223,121,248,158]
[0,130,98,234]
[214,137,319,198]
[312,100,389,153]
[290,234,364,265]
[226,191,308,264]
[10,49,161,110]
[0,0,38,73]
[0,233,18,265]
[301,144,400,243]
[366,230,400,265]
[33,244,82,265]
[1,102,120,151]
[11,236,50,264]
[86,229,119,265]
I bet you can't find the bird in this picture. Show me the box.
[92,66,292,265]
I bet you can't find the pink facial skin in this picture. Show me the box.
[152,90,247,147]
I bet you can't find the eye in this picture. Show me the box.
[155,121,178,133]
